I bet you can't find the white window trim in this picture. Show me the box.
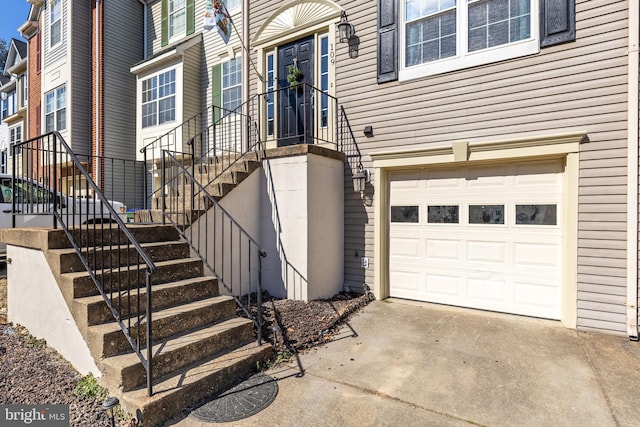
[44,85,66,132]
[399,0,539,80]
[9,124,22,145]
[50,0,62,49]
[222,56,242,113]
[141,68,177,129]
[168,0,187,43]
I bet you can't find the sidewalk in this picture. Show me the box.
[169,300,640,426]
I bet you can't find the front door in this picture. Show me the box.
[278,36,314,146]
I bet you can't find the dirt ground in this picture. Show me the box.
[0,286,372,425]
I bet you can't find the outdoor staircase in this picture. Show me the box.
[5,225,272,426]
[138,151,261,226]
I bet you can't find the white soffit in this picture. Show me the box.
[252,0,342,47]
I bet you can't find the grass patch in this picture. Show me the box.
[74,374,108,401]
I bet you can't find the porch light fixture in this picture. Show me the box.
[101,396,120,427]
[338,11,355,43]
[353,167,370,193]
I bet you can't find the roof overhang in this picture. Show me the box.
[130,33,202,75]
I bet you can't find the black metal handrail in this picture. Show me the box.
[250,83,339,149]
[140,104,259,210]
[10,132,158,396]
[160,149,266,343]
[339,104,365,178]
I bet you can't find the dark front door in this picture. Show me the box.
[278,36,314,146]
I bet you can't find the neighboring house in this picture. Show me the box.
[131,0,244,160]
[245,0,640,340]
[19,1,42,141]
[0,39,29,175]
[19,0,144,205]
[0,76,8,172]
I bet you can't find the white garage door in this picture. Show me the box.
[389,159,563,319]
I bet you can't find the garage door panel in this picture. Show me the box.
[513,242,561,268]
[513,281,561,318]
[426,239,460,261]
[389,160,563,320]
[426,274,463,298]
[467,278,508,303]
[390,236,421,258]
[467,241,507,264]
[390,271,421,295]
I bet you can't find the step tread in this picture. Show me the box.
[88,295,235,336]
[102,316,254,370]
[50,240,188,256]
[75,276,218,306]
[122,342,271,404]
[61,257,203,279]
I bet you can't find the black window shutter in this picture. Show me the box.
[377,0,398,83]
[540,0,575,48]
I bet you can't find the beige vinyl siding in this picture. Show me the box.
[102,0,145,207]
[183,43,202,145]
[200,5,243,117]
[146,0,243,131]
[331,0,629,333]
[68,0,92,156]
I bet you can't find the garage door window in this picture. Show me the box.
[427,205,459,223]
[469,204,504,224]
[391,205,419,223]
[515,204,556,225]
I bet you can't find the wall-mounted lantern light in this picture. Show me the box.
[338,11,355,43]
[353,167,370,193]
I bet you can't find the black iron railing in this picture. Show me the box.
[140,105,260,210]
[339,105,365,179]
[11,132,158,396]
[250,83,339,149]
[161,149,266,344]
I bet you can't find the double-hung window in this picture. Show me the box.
[9,125,22,146]
[45,85,66,132]
[222,57,242,112]
[142,69,176,128]
[401,0,538,78]
[169,0,186,39]
[226,0,241,9]
[50,0,62,47]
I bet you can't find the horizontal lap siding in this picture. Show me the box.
[103,1,143,161]
[334,0,629,332]
[69,1,91,156]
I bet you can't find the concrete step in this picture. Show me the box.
[73,276,220,327]
[0,224,181,250]
[59,257,204,300]
[50,240,191,274]
[102,317,255,392]
[86,295,236,358]
[120,342,272,427]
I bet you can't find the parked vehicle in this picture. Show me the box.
[0,174,128,256]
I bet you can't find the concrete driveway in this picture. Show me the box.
[170,300,640,427]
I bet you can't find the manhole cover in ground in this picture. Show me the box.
[190,373,278,423]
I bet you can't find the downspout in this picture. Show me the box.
[95,0,101,187]
[627,0,639,341]
[137,0,148,60]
